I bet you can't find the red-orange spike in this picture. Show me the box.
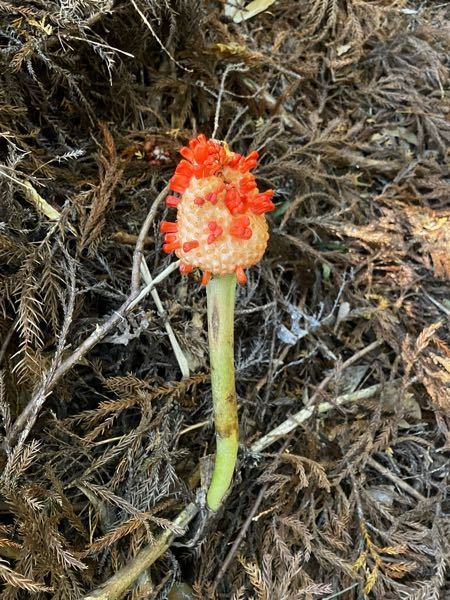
[194,197,205,205]
[192,133,207,148]
[193,143,210,163]
[225,186,247,214]
[235,266,247,284]
[250,190,275,215]
[166,195,181,207]
[160,221,178,233]
[201,270,212,285]
[179,262,194,273]
[239,151,258,172]
[169,160,193,193]
[226,154,240,168]
[239,173,257,194]
[179,147,194,161]
[183,240,200,252]
[162,241,181,253]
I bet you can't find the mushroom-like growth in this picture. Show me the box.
[161,135,274,511]
[161,134,274,284]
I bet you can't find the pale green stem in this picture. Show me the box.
[205,273,239,511]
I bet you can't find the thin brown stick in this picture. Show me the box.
[366,456,426,503]
[213,483,269,590]
[131,185,167,292]
[304,339,384,407]
[212,437,292,590]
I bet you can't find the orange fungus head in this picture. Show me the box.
[160,134,274,284]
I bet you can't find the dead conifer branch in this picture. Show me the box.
[9,248,77,452]
[1,0,449,596]
[74,375,407,599]
[251,340,385,453]
[130,0,192,73]
[78,126,124,254]
[5,186,172,449]
[0,558,52,593]
[82,502,199,600]
[251,380,394,454]
[5,260,178,449]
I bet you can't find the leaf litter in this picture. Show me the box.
[0,1,449,598]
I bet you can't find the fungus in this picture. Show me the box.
[161,134,274,510]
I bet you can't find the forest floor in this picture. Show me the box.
[1,1,450,599]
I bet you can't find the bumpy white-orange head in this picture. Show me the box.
[161,134,274,284]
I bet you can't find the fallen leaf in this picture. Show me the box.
[224,0,277,23]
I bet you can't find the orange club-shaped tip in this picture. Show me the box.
[162,241,181,253]
[183,240,200,253]
[235,266,247,284]
[166,195,181,207]
[160,221,178,233]
[201,270,212,285]
[179,262,194,273]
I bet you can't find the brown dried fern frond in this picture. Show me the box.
[0,439,42,490]
[0,234,30,266]
[1,234,72,390]
[10,270,46,386]
[83,509,184,557]
[66,372,206,435]
[76,125,124,255]
[0,558,51,595]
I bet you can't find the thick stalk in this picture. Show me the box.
[206,273,238,511]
